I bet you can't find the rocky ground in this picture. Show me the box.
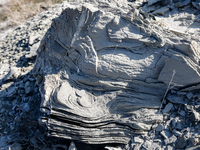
[0,0,200,150]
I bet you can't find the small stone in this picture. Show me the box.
[164,119,172,129]
[194,137,199,146]
[14,116,21,123]
[163,99,167,105]
[174,0,191,8]
[184,131,191,140]
[186,92,193,100]
[190,110,200,125]
[68,142,77,150]
[177,91,187,96]
[142,140,152,149]
[148,0,161,6]
[172,118,177,128]
[1,67,20,83]
[186,105,194,111]
[20,89,25,94]
[142,4,156,13]
[166,145,173,150]
[166,94,185,104]
[156,124,164,132]
[163,114,169,121]
[185,145,200,150]
[25,81,30,87]
[30,137,39,149]
[175,121,183,130]
[1,143,22,150]
[34,87,38,93]
[175,136,187,149]
[189,137,199,146]
[160,130,172,139]
[10,122,15,130]
[132,143,143,150]
[36,75,43,84]
[25,86,31,94]
[6,86,17,97]
[26,42,40,58]
[133,136,144,143]
[192,2,200,10]
[8,111,15,116]
[29,35,38,45]
[164,135,177,145]
[52,144,68,150]
[150,143,161,150]
[0,136,7,148]
[153,6,169,16]
[23,103,30,113]
[178,110,185,117]
[162,103,173,113]
[161,0,171,6]
[0,108,6,114]
[173,129,182,137]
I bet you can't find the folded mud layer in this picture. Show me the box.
[33,0,200,144]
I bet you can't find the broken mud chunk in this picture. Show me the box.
[33,0,200,145]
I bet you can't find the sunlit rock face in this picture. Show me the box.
[33,0,200,144]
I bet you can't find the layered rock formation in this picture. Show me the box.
[33,0,200,144]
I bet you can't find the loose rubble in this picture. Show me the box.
[0,2,74,149]
[0,0,199,149]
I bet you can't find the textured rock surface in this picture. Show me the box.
[0,0,200,149]
[33,0,200,145]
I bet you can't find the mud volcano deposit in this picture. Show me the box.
[33,0,200,145]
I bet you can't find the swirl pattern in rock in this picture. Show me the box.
[33,0,200,144]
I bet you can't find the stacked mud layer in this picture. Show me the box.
[33,0,200,144]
